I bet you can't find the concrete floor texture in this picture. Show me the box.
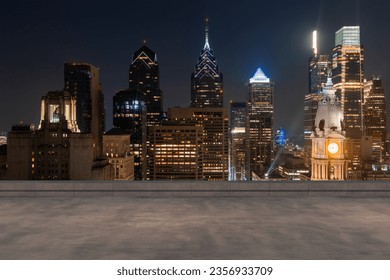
[0,196,390,260]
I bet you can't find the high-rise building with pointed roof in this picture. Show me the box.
[129,43,163,127]
[247,67,274,178]
[191,18,223,108]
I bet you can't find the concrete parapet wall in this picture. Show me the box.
[0,180,389,197]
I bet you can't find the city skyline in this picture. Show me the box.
[1,0,390,141]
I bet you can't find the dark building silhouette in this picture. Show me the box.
[113,90,147,180]
[191,18,223,108]
[129,43,163,127]
[363,76,387,163]
[64,62,105,156]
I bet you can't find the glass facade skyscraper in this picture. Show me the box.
[113,90,147,180]
[129,43,163,127]
[64,62,105,157]
[229,101,249,181]
[247,68,274,178]
[191,19,223,108]
[332,26,364,178]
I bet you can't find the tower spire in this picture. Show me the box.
[204,17,210,50]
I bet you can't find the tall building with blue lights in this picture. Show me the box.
[247,68,274,178]
[191,19,223,108]
[113,90,147,180]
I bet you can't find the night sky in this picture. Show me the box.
[1,0,390,142]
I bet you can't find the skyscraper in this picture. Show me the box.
[309,32,331,94]
[332,26,364,177]
[129,43,163,127]
[191,18,223,108]
[332,26,364,138]
[363,76,387,162]
[113,90,147,180]
[304,31,331,167]
[64,62,105,157]
[247,68,274,178]
[229,101,249,181]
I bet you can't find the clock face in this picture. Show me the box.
[327,142,339,154]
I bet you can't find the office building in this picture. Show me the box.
[7,91,112,180]
[363,76,387,162]
[247,67,274,178]
[113,89,147,180]
[129,43,163,127]
[168,107,228,180]
[229,101,249,181]
[148,125,203,180]
[332,26,364,177]
[103,128,134,180]
[191,18,223,108]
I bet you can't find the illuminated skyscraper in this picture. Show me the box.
[332,26,364,177]
[229,101,249,181]
[247,68,274,178]
[168,107,228,180]
[129,43,163,127]
[113,90,147,180]
[363,76,387,162]
[304,31,331,166]
[191,19,223,108]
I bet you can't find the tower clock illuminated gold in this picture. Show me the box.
[327,142,339,154]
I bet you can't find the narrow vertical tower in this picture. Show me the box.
[304,30,330,168]
[247,67,274,178]
[129,42,163,127]
[191,18,223,108]
[311,72,347,180]
[332,26,364,178]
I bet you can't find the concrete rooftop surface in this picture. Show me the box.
[0,196,390,260]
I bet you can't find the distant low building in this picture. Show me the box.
[103,128,134,180]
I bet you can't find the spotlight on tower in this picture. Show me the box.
[313,30,318,56]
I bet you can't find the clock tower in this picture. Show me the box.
[311,72,347,180]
